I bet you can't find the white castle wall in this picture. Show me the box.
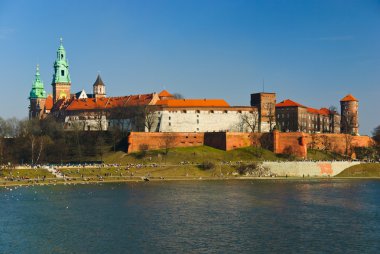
[262,161,361,177]
[154,109,257,133]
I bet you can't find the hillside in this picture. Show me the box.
[336,163,380,177]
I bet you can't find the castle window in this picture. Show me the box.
[197,119,199,124]
[196,110,200,113]
[169,122,171,126]
[61,70,65,76]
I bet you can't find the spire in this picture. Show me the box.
[30,64,47,99]
[52,37,71,83]
[93,74,105,87]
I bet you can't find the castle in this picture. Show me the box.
[29,39,360,136]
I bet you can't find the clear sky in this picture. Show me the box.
[0,0,379,135]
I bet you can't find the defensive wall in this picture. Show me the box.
[127,131,374,158]
[262,161,361,177]
[127,132,204,153]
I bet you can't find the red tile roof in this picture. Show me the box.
[340,94,358,102]
[156,99,230,107]
[276,99,305,108]
[158,90,173,97]
[65,94,155,111]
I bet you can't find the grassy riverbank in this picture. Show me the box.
[335,163,380,177]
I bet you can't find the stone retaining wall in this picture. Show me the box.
[262,161,361,177]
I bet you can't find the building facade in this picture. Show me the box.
[28,39,360,135]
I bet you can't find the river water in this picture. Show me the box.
[0,180,379,253]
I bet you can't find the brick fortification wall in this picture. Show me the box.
[273,131,374,158]
[273,131,308,158]
[305,133,374,156]
[127,131,374,158]
[127,132,204,153]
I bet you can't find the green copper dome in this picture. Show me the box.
[52,38,71,83]
[29,65,47,99]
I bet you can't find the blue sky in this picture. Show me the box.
[0,0,379,135]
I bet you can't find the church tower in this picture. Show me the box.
[52,38,71,103]
[340,94,359,135]
[29,65,47,119]
[93,74,106,98]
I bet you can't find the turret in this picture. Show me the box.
[93,74,106,98]
[29,65,47,119]
[52,38,71,103]
[340,94,359,135]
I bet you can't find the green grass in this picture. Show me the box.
[103,145,285,165]
[0,168,54,179]
[59,164,237,179]
[336,163,380,177]
[307,149,346,161]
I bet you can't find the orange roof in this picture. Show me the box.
[340,94,358,102]
[66,94,154,111]
[158,90,173,97]
[306,107,331,115]
[45,95,53,110]
[319,108,331,115]
[276,99,305,108]
[156,99,230,107]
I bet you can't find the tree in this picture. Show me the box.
[372,125,380,144]
[344,134,354,158]
[239,111,259,133]
[264,102,276,132]
[162,132,176,155]
[341,110,357,135]
[172,93,184,99]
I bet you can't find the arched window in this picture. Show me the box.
[61,70,64,76]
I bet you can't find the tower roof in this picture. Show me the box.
[30,64,47,99]
[340,94,358,102]
[158,89,173,97]
[93,74,105,87]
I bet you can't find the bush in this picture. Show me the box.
[198,161,215,170]
[236,162,271,176]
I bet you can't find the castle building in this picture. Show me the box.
[28,39,359,135]
[340,94,359,135]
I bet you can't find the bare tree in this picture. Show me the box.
[341,111,357,134]
[239,111,259,133]
[344,134,354,158]
[162,132,176,155]
[264,102,276,132]
[172,93,184,99]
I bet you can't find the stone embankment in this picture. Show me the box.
[262,161,361,177]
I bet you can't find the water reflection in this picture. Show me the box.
[0,180,379,253]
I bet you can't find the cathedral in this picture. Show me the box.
[29,39,360,135]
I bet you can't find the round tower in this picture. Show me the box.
[52,38,71,103]
[29,65,47,119]
[340,94,359,135]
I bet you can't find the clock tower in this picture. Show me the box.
[52,38,71,103]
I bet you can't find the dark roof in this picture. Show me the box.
[93,74,105,87]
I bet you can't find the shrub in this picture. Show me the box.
[236,162,271,176]
[198,161,215,170]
